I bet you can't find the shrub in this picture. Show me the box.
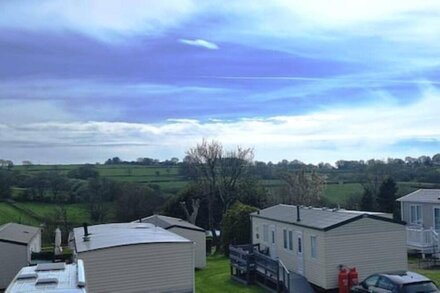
[221,202,258,255]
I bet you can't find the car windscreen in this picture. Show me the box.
[402,281,439,293]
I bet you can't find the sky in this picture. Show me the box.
[0,0,439,164]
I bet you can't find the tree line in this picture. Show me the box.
[1,145,439,252]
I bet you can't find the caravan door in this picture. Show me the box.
[296,231,305,275]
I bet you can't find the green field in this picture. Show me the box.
[0,202,92,226]
[196,256,263,293]
[0,202,37,225]
[12,164,187,193]
[8,164,440,205]
[323,183,364,204]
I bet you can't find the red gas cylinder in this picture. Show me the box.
[338,268,349,293]
[349,267,359,288]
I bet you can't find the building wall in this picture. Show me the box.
[78,242,194,293]
[401,201,440,229]
[0,242,27,289]
[324,217,407,289]
[169,227,206,269]
[252,216,407,290]
[251,216,327,289]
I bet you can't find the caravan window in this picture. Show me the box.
[410,205,422,225]
[283,229,287,249]
[311,236,317,258]
[263,224,269,242]
[288,231,293,250]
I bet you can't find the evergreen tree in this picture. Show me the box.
[376,177,398,213]
[0,171,12,200]
[360,188,375,211]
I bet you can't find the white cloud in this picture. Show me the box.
[179,39,219,50]
[1,88,439,164]
[0,0,198,41]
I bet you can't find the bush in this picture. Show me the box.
[221,202,258,255]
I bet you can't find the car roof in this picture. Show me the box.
[379,271,431,285]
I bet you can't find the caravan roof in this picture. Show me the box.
[73,223,191,253]
[6,261,86,293]
[397,189,440,203]
[136,215,205,232]
[251,204,403,231]
[0,223,40,245]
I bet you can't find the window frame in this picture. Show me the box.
[310,235,317,259]
[283,229,288,249]
[288,230,293,251]
[410,204,422,225]
[263,224,269,242]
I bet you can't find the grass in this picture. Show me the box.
[9,163,440,203]
[323,182,363,204]
[0,202,92,226]
[196,256,264,293]
[196,255,440,293]
[0,202,38,225]
[408,256,440,285]
[15,202,91,224]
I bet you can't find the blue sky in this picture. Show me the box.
[0,0,439,164]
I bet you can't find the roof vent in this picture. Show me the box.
[36,263,65,271]
[134,225,150,229]
[36,278,58,285]
[77,259,86,288]
[16,273,38,280]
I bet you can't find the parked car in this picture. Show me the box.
[351,271,439,293]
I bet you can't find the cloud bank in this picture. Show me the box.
[1,89,439,164]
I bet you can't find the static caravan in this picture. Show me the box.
[136,215,206,268]
[251,204,407,290]
[72,223,194,293]
[397,189,440,254]
[0,223,41,289]
[6,261,87,293]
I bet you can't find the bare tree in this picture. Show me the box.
[180,198,200,225]
[281,170,325,206]
[185,139,254,246]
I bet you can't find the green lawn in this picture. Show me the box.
[196,256,440,293]
[196,256,264,293]
[408,257,440,285]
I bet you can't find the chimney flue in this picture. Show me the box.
[82,223,90,241]
[296,206,301,222]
